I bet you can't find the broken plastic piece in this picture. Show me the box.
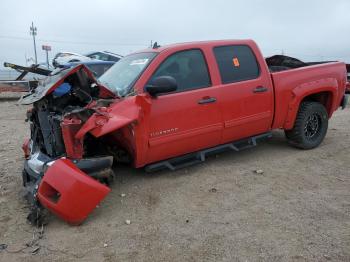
[53,82,71,97]
[37,158,110,225]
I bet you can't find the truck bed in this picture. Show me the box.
[269,61,347,130]
[265,55,333,72]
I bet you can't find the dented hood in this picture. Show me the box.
[18,64,114,105]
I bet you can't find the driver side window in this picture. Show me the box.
[150,49,211,92]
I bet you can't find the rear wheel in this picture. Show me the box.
[285,102,328,149]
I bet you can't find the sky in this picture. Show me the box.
[0,0,350,68]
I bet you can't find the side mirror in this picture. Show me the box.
[145,76,177,97]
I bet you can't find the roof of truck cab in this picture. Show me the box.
[134,39,257,54]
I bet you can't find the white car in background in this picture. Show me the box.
[52,51,123,67]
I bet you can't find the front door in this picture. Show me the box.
[145,49,222,164]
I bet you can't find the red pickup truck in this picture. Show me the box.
[19,40,348,225]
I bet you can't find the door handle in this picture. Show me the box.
[253,86,268,93]
[198,97,217,104]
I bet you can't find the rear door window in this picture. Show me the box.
[213,45,260,84]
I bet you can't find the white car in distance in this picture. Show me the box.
[53,51,123,67]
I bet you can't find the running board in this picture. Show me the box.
[145,132,272,173]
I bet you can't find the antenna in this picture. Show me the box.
[152,42,160,49]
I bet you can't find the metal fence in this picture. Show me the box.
[0,70,20,80]
[0,70,45,81]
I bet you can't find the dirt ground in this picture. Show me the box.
[0,93,349,262]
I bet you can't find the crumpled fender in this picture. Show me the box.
[37,158,110,225]
[75,96,141,139]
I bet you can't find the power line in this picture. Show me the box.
[0,34,147,47]
[0,35,29,41]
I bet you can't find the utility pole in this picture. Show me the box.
[30,22,38,64]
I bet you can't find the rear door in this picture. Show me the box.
[213,45,274,143]
[145,49,223,163]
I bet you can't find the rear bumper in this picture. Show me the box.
[341,94,349,109]
[23,151,112,225]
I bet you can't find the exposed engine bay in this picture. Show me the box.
[25,67,114,160]
[20,65,133,225]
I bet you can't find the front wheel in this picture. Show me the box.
[285,102,328,149]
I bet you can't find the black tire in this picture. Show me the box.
[285,101,328,149]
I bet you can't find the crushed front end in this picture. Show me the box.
[20,65,119,225]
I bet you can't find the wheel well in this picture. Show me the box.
[301,91,333,116]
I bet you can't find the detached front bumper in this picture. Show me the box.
[23,148,112,225]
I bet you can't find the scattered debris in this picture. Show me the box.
[4,246,28,254]
[125,219,131,225]
[31,246,40,254]
[103,243,108,248]
[27,208,47,227]
[120,193,126,197]
[0,244,7,251]
[209,188,217,193]
[255,169,264,175]
[4,225,44,254]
